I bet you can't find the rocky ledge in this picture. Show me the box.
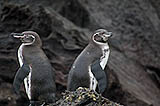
[50,87,122,106]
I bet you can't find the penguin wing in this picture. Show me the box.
[91,59,107,94]
[13,63,30,94]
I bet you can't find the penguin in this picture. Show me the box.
[67,29,112,94]
[11,31,56,105]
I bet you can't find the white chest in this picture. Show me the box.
[100,45,110,70]
[24,67,32,100]
[88,66,98,91]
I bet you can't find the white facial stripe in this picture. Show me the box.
[92,33,111,45]
[13,35,25,38]
[93,32,111,37]
[93,39,109,45]
[92,34,101,44]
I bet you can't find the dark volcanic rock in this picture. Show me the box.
[0,0,160,106]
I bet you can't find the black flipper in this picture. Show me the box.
[91,59,107,94]
[13,63,30,94]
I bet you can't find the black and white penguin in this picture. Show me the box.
[67,29,112,94]
[11,31,56,105]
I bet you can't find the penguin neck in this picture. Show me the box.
[74,43,102,66]
[18,43,41,66]
[22,43,42,53]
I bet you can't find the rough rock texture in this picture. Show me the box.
[50,87,123,106]
[0,0,160,106]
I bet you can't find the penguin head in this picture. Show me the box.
[11,31,42,47]
[91,29,112,45]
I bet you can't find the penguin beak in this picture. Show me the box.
[102,32,112,42]
[108,32,112,37]
[103,32,112,38]
[106,32,112,38]
[10,33,24,38]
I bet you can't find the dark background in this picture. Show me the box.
[0,0,160,106]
